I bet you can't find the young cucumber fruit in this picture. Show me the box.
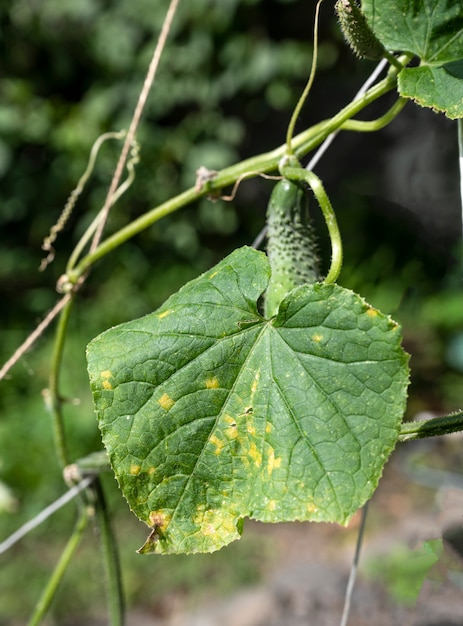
[265,178,319,318]
[335,0,384,60]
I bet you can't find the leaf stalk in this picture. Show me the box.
[399,410,463,442]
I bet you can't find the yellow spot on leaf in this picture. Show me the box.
[265,423,273,434]
[251,370,260,394]
[130,464,141,475]
[149,510,171,532]
[208,433,225,454]
[100,370,113,390]
[194,509,237,538]
[246,422,256,436]
[223,415,238,439]
[312,334,323,343]
[209,270,219,279]
[367,307,378,317]
[158,393,175,411]
[203,524,216,536]
[223,414,236,426]
[193,508,216,535]
[267,449,282,476]
[225,426,238,439]
[148,467,156,475]
[248,442,262,467]
[306,502,318,514]
[157,309,173,319]
[205,376,219,389]
[193,508,205,527]
[267,499,277,512]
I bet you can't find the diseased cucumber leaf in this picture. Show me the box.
[363,0,463,118]
[87,246,409,555]
[398,61,463,119]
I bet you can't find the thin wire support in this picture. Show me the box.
[0,477,93,555]
[305,58,388,171]
[339,502,369,626]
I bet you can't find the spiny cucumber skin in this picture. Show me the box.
[265,179,319,318]
[335,0,384,60]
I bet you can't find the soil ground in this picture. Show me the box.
[127,438,463,626]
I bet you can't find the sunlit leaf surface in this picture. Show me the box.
[87,247,409,554]
[363,0,463,118]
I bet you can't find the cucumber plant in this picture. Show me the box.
[2,0,463,623]
[85,0,463,556]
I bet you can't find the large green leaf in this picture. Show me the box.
[87,247,409,554]
[363,0,463,118]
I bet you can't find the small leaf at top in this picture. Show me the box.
[87,246,409,554]
[362,0,463,118]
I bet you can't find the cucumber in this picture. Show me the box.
[264,178,319,318]
[335,0,384,60]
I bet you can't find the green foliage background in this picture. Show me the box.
[1,0,462,622]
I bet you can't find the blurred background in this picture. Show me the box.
[1,0,462,624]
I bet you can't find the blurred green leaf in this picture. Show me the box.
[367,539,443,605]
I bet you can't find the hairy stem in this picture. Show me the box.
[93,479,125,626]
[45,295,75,468]
[399,410,463,442]
[382,50,404,71]
[342,96,407,132]
[28,511,88,626]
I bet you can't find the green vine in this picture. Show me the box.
[67,64,408,283]
[93,479,124,626]
[45,296,75,469]
[285,0,324,154]
[28,511,89,626]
